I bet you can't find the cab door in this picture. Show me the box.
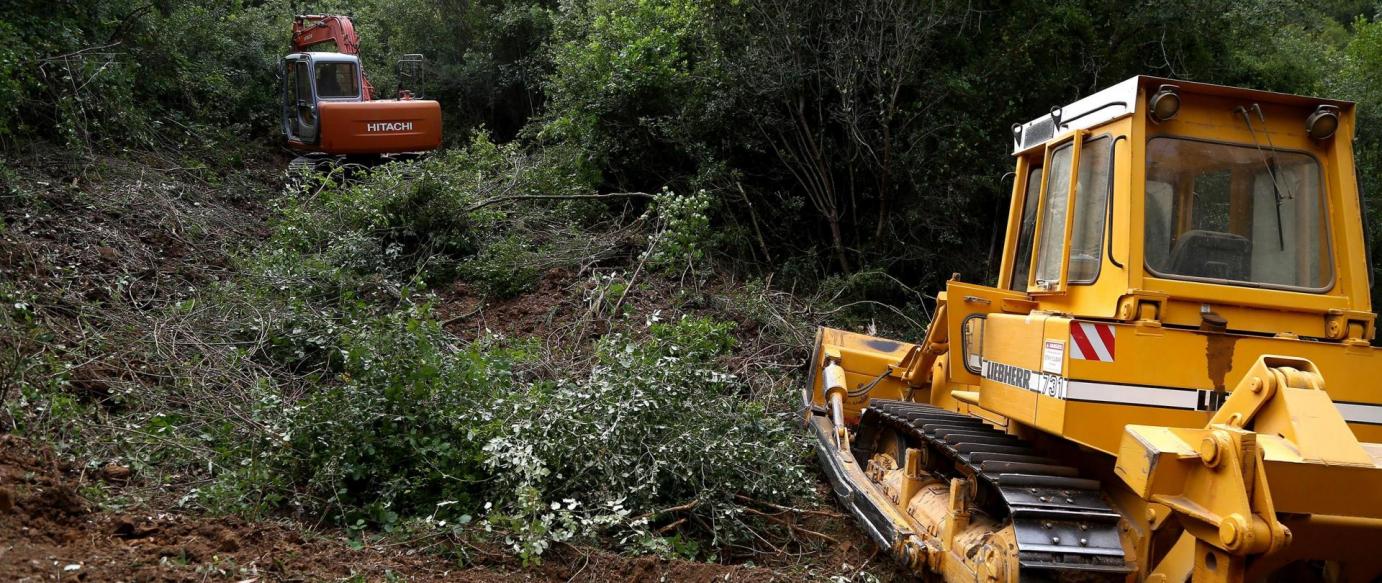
[279,59,295,140]
[1027,130,1087,294]
[285,56,318,144]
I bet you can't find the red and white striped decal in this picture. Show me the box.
[1069,322,1115,362]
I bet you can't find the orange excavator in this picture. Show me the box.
[280,14,441,157]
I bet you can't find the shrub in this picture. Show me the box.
[277,304,522,529]
[459,234,544,299]
[647,188,715,272]
[263,132,589,298]
[481,316,810,559]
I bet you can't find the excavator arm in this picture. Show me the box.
[291,14,375,100]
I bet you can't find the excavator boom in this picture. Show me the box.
[291,14,374,99]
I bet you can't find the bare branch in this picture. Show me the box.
[464,192,654,213]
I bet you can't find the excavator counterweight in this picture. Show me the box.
[807,77,1382,582]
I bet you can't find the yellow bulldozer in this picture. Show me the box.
[807,76,1382,582]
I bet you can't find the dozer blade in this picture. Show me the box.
[804,327,925,564]
[809,414,920,561]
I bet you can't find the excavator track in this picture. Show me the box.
[854,399,1130,578]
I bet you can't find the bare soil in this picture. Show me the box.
[2,435,864,582]
[438,268,583,342]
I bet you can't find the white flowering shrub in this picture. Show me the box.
[481,316,810,559]
[647,188,714,270]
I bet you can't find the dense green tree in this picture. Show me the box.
[7,0,1382,299]
[0,0,285,152]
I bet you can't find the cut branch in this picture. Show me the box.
[734,494,844,518]
[657,518,688,534]
[740,506,842,545]
[636,498,701,520]
[464,192,653,213]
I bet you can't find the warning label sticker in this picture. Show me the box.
[1042,340,1064,374]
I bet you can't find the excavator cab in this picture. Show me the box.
[280,53,365,145]
[280,15,442,157]
[805,77,1382,582]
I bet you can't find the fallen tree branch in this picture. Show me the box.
[608,224,660,320]
[33,42,122,65]
[741,507,842,545]
[656,517,688,534]
[734,494,844,518]
[465,192,654,213]
[636,498,701,520]
[439,304,484,327]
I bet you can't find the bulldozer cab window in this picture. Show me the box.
[1010,165,1042,291]
[1034,143,1075,287]
[315,62,359,98]
[1030,134,1114,291]
[1068,136,1113,283]
[1144,138,1330,289]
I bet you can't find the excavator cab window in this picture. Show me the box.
[314,62,360,99]
[1144,137,1331,289]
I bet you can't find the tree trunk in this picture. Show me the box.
[828,212,852,273]
[875,127,892,239]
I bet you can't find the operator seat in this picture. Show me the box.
[317,68,343,97]
[1168,230,1252,281]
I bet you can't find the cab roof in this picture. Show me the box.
[1011,75,1354,154]
[283,52,362,63]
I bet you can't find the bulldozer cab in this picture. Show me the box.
[998,77,1374,341]
[280,52,366,145]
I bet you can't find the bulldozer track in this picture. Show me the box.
[855,399,1130,577]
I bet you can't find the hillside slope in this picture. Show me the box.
[0,148,903,581]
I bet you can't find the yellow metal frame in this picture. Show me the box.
[1117,355,1382,581]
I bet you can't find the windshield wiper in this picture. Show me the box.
[1236,103,1290,250]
